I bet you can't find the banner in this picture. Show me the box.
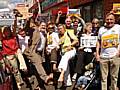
[80,36,97,47]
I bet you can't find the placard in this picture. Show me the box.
[80,36,97,47]
[101,34,119,48]
[113,3,120,15]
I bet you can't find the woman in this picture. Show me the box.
[2,26,27,89]
[75,22,95,79]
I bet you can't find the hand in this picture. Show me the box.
[96,54,100,62]
[116,52,120,57]
[66,46,72,51]
[78,47,84,50]
[58,11,62,16]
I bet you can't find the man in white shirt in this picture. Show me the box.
[96,13,120,90]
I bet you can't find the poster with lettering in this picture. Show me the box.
[101,34,119,48]
[80,36,98,47]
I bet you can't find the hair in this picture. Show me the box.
[2,26,12,38]
[57,24,66,30]
[83,22,92,33]
[92,18,100,23]
[47,21,54,27]
[65,17,72,23]
[105,13,115,19]
[73,18,79,23]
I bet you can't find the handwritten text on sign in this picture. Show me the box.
[80,36,98,47]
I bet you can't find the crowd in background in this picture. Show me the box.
[0,10,120,90]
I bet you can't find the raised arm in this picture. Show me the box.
[55,11,62,25]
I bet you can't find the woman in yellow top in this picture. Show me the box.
[57,24,78,87]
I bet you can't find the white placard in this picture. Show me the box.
[67,9,80,15]
[80,36,98,47]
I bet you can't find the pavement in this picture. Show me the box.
[19,75,76,90]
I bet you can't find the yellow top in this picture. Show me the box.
[59,29,78,53]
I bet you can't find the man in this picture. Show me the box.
[96,13,120,90]
[24,21,52,90]
[57,24,78,87]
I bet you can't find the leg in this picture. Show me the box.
[5,55,24,88]
[51,48,58,71]
[31,53,47,81]
[100,59,109,90]
[110,57,120,90]
[58,49,76,84]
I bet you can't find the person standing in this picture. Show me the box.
[96,13,120,90]
[92,18,100,36]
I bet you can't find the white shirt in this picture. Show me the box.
[18,34,29,53]
[47,32,59,53]
[98,24,120,58]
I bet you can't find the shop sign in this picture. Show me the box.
[0,13,14,26]
[113,3,120,15]
[15,3,32,19]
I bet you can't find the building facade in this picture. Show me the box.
[69,0,120,23]
[41,0,68,22]
[28,0,120,24]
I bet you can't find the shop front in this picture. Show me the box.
[69,0,103,23]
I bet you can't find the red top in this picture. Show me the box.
[2,37,18,55]
[0,51,3,60]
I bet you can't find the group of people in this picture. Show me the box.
[0,10,120,90]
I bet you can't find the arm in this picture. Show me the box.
[55,11,62,25]
[12,16,17,36]
[68,31,78,47]
[96,40,100,61]
[74,14,86,28]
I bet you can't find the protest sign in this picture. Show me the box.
[80,36,97,47]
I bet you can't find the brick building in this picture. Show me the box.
[69,0,120,23]
[41,0,68,22]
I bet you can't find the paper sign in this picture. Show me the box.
[80,36,98,47]
[67,9,80,15]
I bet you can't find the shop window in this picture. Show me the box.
[83,6,91,22]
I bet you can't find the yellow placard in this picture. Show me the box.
[113,3,120,15]
[102,34,119,48]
